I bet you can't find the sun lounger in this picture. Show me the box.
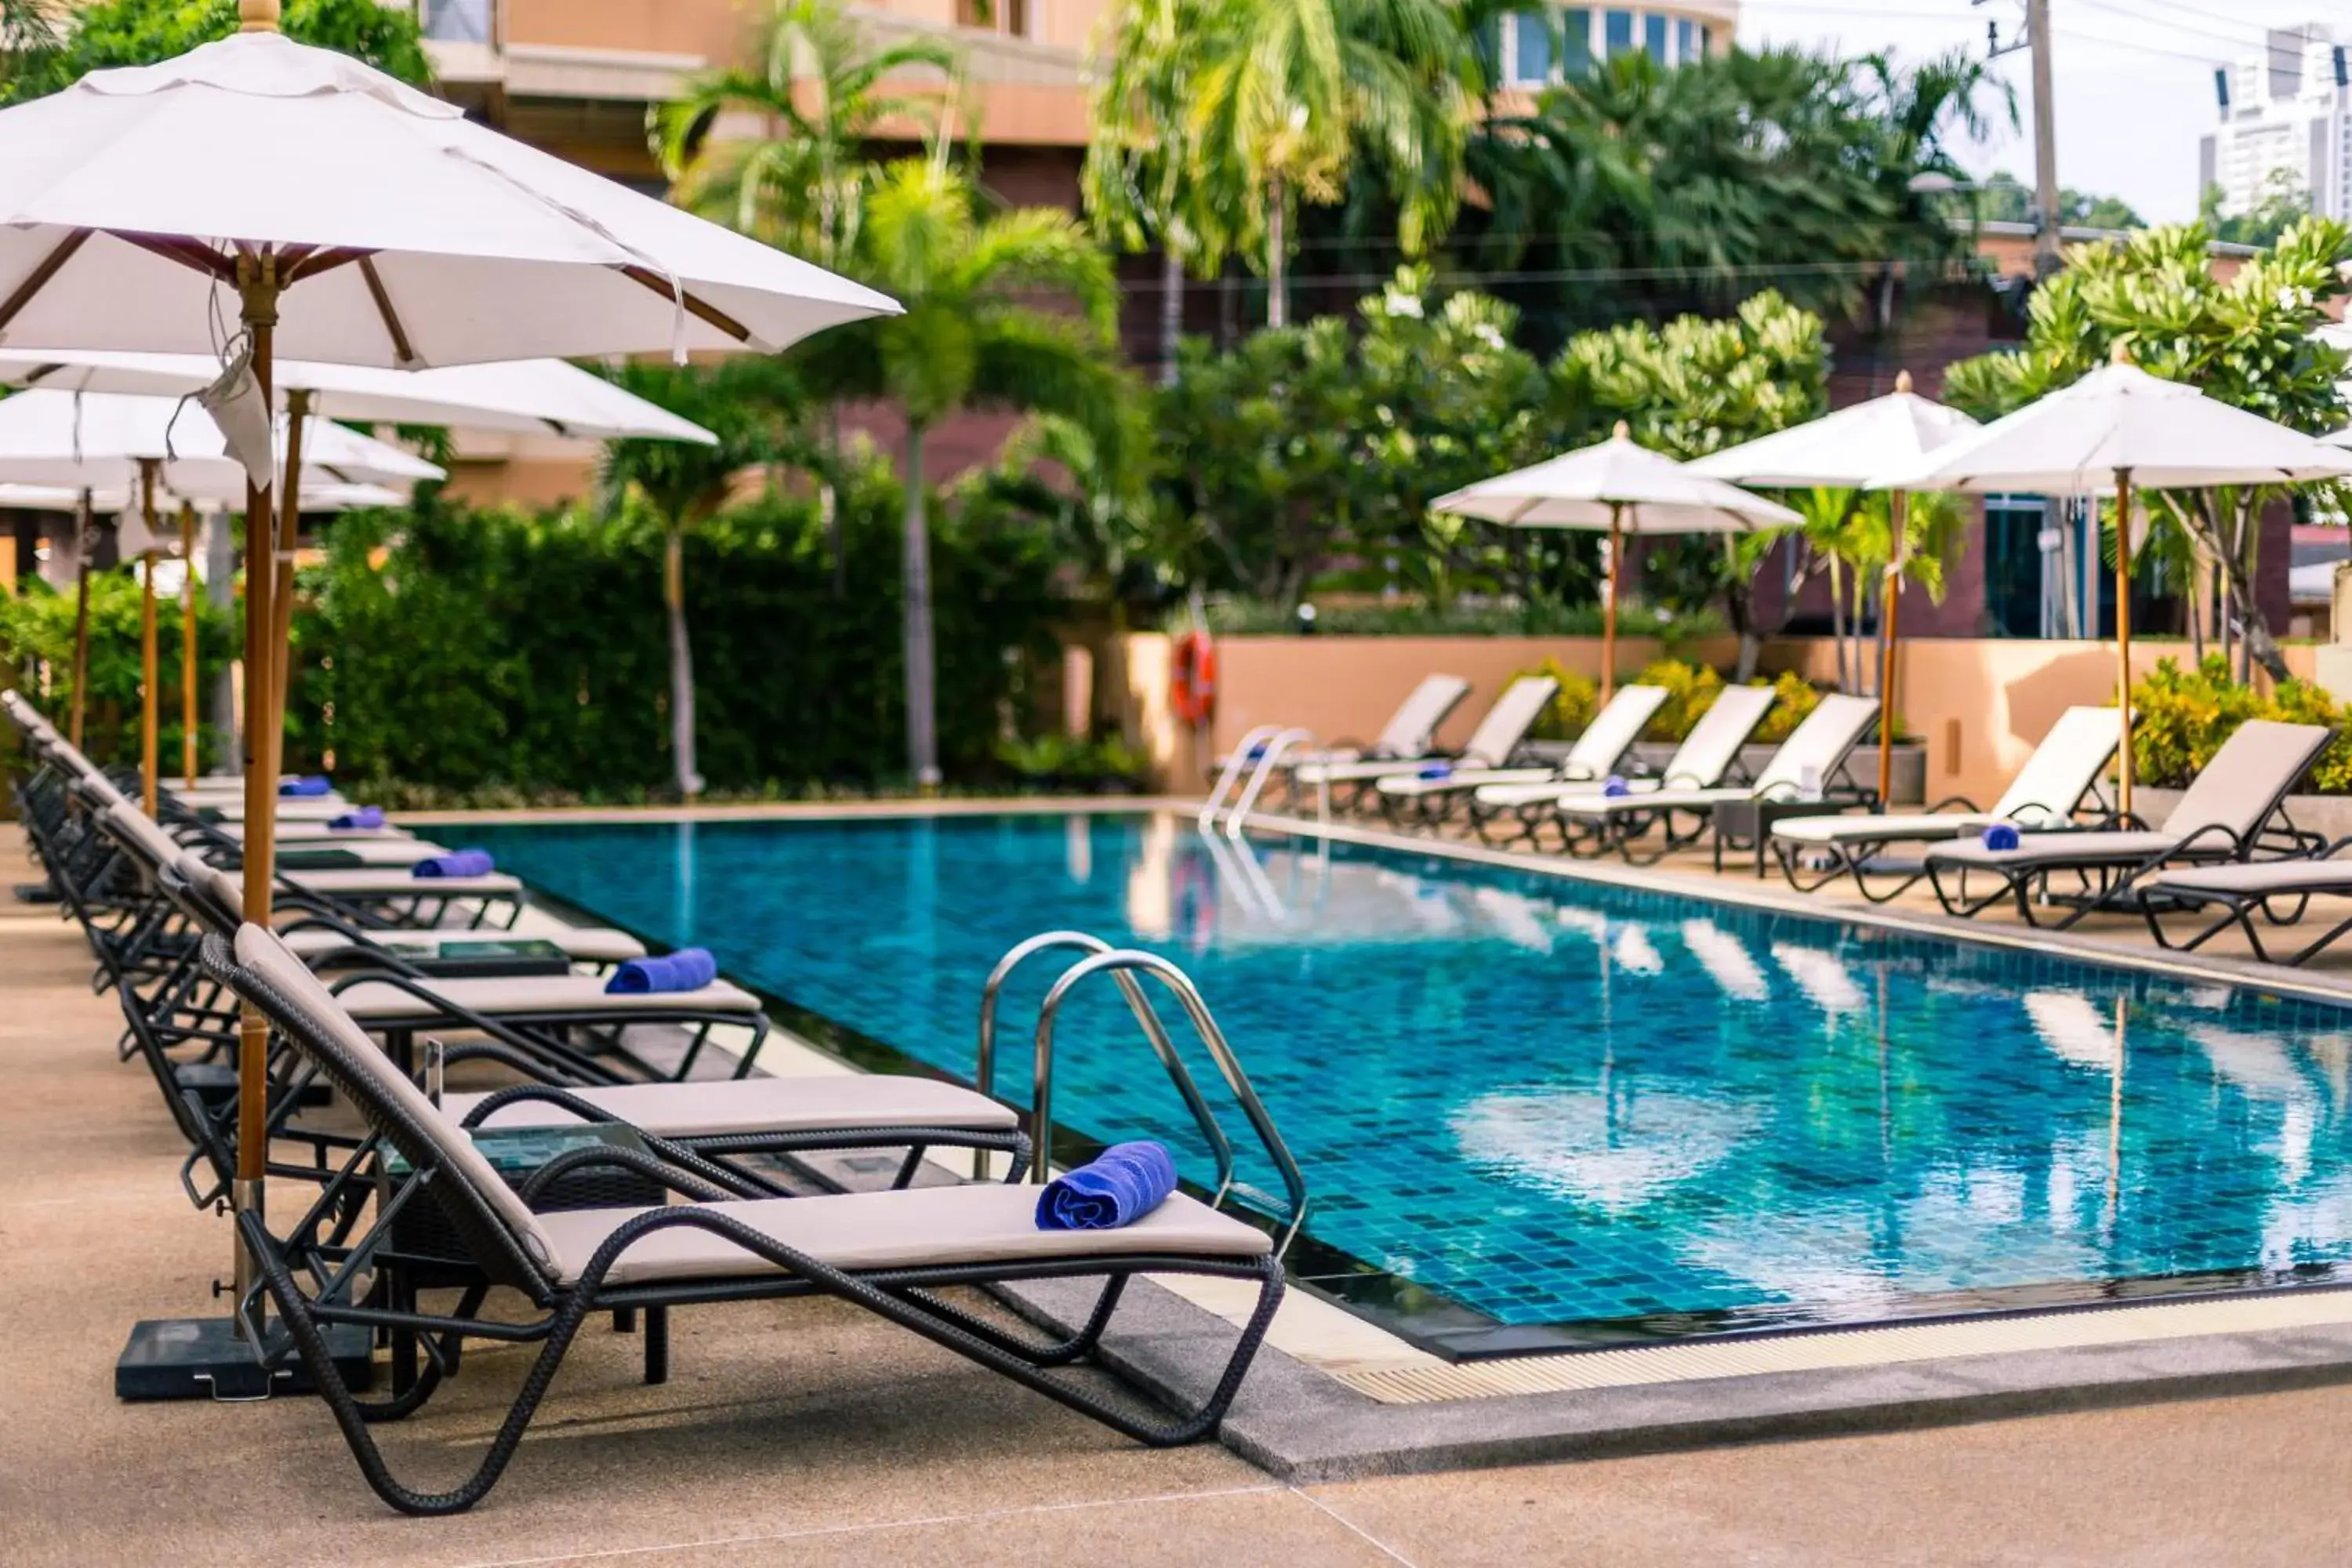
[2139,839,2352,965]
[1214,673,1470,775]
[209,923,1288,1515]
[1923,720,2333,928]
[1465,684,1778,847]
[1374,683,1670,828]
[1294,675,1561,807]
[1769,705,2125,902]
[1555,692,1882,862]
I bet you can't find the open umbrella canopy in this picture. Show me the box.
[1432,423,1803,532]
[1880,360,2352,493]
[0,349,716,443]
[0,31,898,365]
[1687,371,1980,488]
[0,389,440,498]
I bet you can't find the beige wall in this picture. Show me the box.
[1116,631,2315,804]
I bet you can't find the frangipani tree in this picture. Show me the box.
[1944,218,2352,681]
[791,158,1120,786]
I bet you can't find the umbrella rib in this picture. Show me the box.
[355,257,420,368]
[615,264,753,343]
[0,229,93,334]
[115,231,235,280]
[285,247,371,284]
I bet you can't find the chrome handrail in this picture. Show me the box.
[1199,724,1284,831]
[1221,726,1317,839]
[975,931,1235,1185]
[1033,949,1309,1255]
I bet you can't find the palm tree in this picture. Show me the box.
[599,360,797,800]
[791,158,1120,786]
[651,0,960,586]
[1185,0,1474,327]
[1082,0,1243,379]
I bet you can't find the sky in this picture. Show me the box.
[1738,0,2352,223]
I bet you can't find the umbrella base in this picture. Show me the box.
[115,1315,374,1402]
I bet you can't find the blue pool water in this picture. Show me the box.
[466,811,2352,1348]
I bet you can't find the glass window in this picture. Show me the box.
[1677,17,1697,62]
[1644,13,1667,64]
[423,0,492,43]
[1563,8,1592,76]
[1604,9,1633,56]
[1512,11,1553,86]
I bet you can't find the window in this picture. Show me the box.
[422,0,492,43]
[1701,24,1712,53]
[1563,8,1592,76]
[1604,9,1633,56]
[955,0,1030,36]
[1644,13,1667,64]
[1512,10,1552,87]
[1677,17,1697,63]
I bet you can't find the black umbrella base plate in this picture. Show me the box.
[116,1316,375,1401]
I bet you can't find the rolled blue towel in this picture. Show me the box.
[279,775,333,797]
[1602,775,1631,798]
[605,946,717,995]
[1036,1141,1178,1231]
[1418,762,1454,781]
[412,848,495,879]
[1982,823,2021,851]
[330,806,385,830]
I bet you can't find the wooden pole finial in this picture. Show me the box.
[1894,368,1914,394]
[238,0,281,34]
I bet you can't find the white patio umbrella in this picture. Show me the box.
[1885,348,2352,815]
[0,4,895,1359]
[0,389,438,813]
[1689,370,1981,805]
[1433,422,1802,695]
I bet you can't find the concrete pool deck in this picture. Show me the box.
[14,811,2352,1563]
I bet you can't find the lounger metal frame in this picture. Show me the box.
[2140,835,2352,965]
[1770,789,2117,905]
[207,933,1294,1517]
[1924,815,2328,928]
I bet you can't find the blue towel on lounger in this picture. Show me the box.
[605,946,717,995]
[1982,824,2020,851]
[1418,762,1453,781]
[280,775,333,797]
[412,848,495,879]
[1036,1141,1178,1231]
[1602,775,1630,797]
[330,806,385,830]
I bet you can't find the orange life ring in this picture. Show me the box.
[1170,630,1217,726]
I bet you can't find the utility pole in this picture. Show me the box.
[2027,0,2062,276]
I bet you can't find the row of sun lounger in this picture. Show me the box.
[3,689,1293,1516]
[1262,672,2352,968]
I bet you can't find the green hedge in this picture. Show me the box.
[289,480,1060,797]
[1,571,238,771]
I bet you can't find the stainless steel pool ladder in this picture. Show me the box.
[975,930,1308,1254]
[1199,725,1324,838]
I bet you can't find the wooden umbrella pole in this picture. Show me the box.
[180,503,198,786]
[232,249,282,1328]
[266,387,309,786]
[139,460,160,818]
[1875,490,1907,808]
[67,490,92,751]
[1602,505,1622,699]
[2114,469,2135,820]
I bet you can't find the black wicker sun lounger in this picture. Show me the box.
[207,922,1298,1516]
[2140,842,2352,966]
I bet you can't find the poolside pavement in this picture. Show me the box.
[13,817,2352,1563]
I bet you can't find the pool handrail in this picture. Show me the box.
[1033,948,1309,1256]
[1219,727,1320,839]
[1199,724,1286,830]
[975,931,1236,1189]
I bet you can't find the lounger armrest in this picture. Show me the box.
[2320,834,2352,861]
[325,971,630,1087]
[438,1040,579,1083]
[1925,793,1984,815]
[513,1142,748,1207]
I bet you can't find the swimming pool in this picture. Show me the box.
[463,811,2352,1355]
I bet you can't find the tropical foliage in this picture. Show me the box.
[2132,655,2352,797]
[2,0,430,100]
[0,571,237,771]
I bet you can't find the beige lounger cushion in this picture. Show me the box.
[280,925,647,964]
[445,1076,1018,1137]
[535,1182,1269,1287]
[209,799,364,823]
[1376,766,1556,798]
[1563,784,1751,817]
[1773,812,2000,846]
[1292,756,1439,786]
[1926,829,2183,869]
[274,840,452,867]
[334,973,760,1020]
[2146,861,2352,896]
[290,868,522,895]
[1475,778,1664,808]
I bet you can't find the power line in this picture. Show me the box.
[2069,0,2273,54]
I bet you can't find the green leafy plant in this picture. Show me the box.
[4,0,432,103]
[1632,658,1725,742]
[2129,655,2352,794]
[1510,659,1599,742]
[1,570,237,770]
[1748,670,1825,745]
[991,732,1149,789]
